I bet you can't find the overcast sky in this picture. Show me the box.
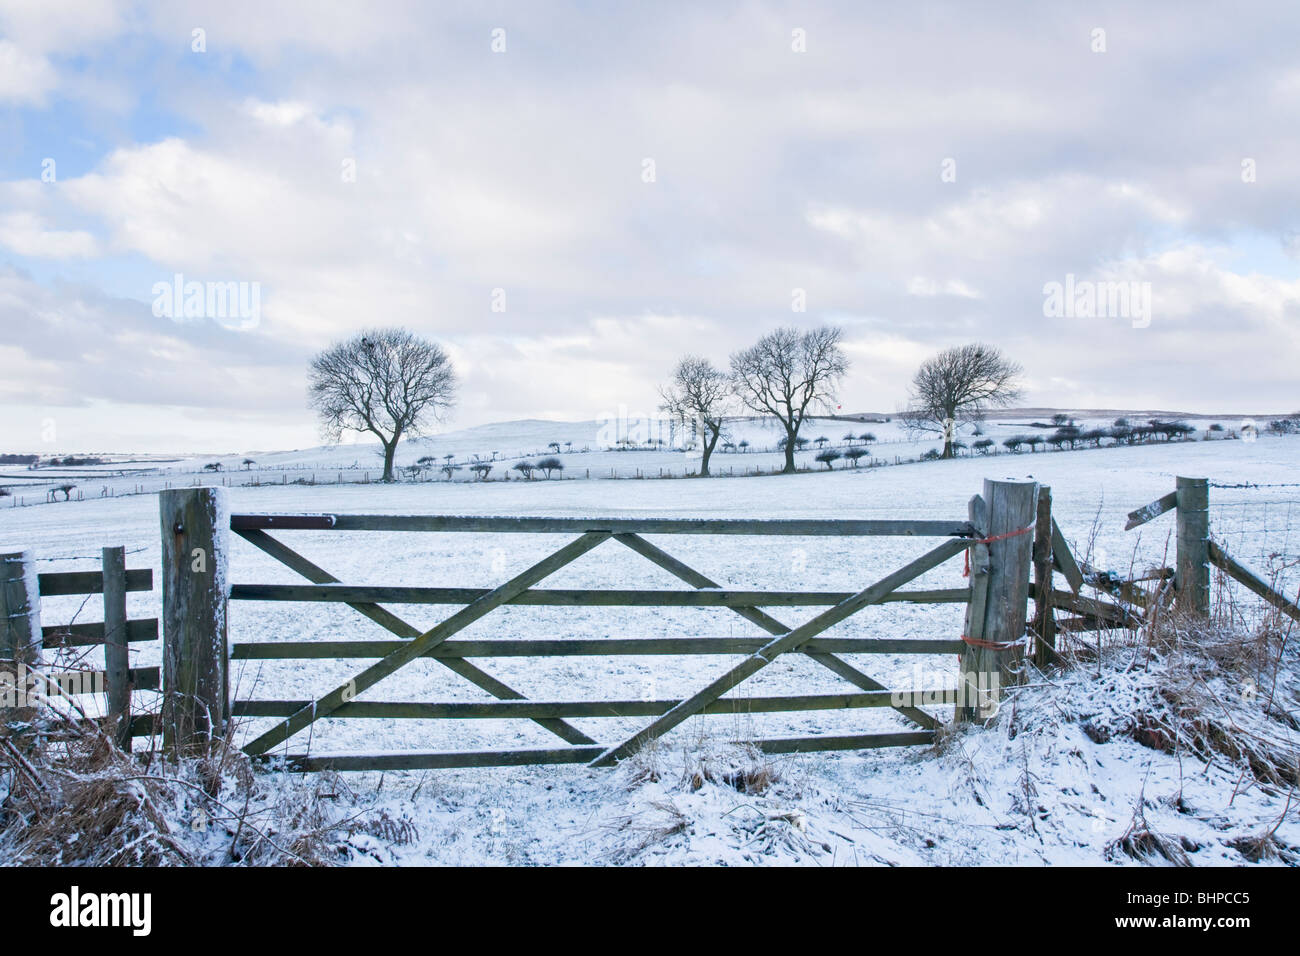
[1,1,1298,454]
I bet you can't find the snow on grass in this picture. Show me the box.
[348,620,1299,867]
[1,425,1297,865]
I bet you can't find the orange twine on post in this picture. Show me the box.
[962,523,1034,577]
[958,523,1037,655]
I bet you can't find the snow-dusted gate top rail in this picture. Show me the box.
[154,480,1043,772]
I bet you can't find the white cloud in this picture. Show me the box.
[0,212,100,257]
[2,2,1299,449]
[0,0,123,53]
[1139,246,1300,331]
[907,276,982,299]
[1104,183,1187,225]
[243,99,316,127]
[0,40,57,104]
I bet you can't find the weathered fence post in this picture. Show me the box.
[0,550,42,665]
[102,546,132,750]
[160,488,229,755]
[957,479,1037,721]
[1031,485,1056,667]
[1175,476,1210,618]
[0,549,43,730]
[957,495,991,722]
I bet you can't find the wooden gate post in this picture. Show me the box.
[159,488,229,755]
[1031,485,1056,668]
[102,546,132,750]
[1,549,43,731]
[1175,476,1210,618]
[958,479,1037,721]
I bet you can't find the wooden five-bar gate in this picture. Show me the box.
[151,479,1041,771]
[11,476,1293,771]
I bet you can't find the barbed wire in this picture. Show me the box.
[1209,481,1300,489]
[33,547,148,563]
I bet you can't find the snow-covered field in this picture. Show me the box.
[0,411,1269,503]
[2,425,1297,865]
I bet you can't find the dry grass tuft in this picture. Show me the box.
[351,808,420,847]
[681,741,781,795]
[0,709,413,866]
[1105,792,1193,866]
[1226,831,1297,864]
[2,720,198,865]
[1128,606,1300,787]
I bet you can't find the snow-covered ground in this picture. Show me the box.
[2,424,1297,865]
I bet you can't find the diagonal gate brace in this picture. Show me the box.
[242,531,611,756]
[613,533,940,731]
[590,536,968,767]
[234,528,597,746]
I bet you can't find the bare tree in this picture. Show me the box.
[308,327,457,482]
[659,356,732,477]
[815,449,841,469]
[536,456,564,479]
[901,343,1021,459]
[730,326,848,474]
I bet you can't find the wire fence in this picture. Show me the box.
[1209,489,1300,603]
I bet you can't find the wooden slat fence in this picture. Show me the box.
[1,547,159,748]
